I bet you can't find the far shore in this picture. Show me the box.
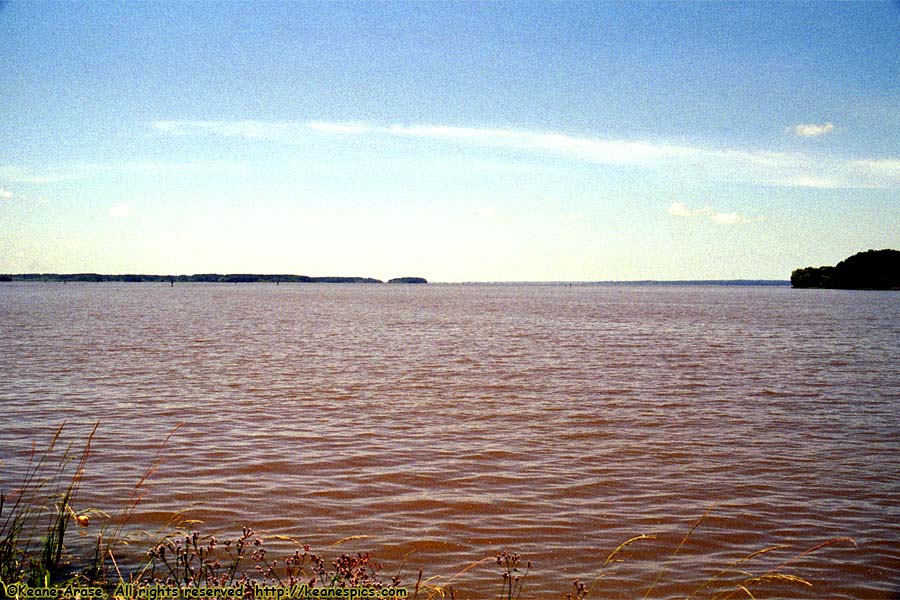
[0,274,796,286]
[0,273,427,284]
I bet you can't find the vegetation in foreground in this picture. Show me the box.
[1,425,855,599]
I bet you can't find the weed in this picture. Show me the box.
[143,527,402,592]
[496,552,531,600]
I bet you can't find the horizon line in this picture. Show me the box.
[0,272,791,285]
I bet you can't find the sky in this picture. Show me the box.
[2,1,899,282]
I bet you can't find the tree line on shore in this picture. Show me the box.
[0,273,427,284]
[791,249,900,290]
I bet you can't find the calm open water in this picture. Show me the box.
[1,282,898,598]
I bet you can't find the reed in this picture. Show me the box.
[0,422,97,585]
[0,422,188,590]
[561,508,855,600]
[82,423,185,586]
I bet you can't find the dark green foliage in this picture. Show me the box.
[388,277,428,284]
[832,249,900,289]
[791,249,900,289]
[790,266,837,288]
[222,274,260,283]
[306,276,382,284]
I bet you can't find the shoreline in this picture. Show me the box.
[0,274,427,284]
[0,274,790,286]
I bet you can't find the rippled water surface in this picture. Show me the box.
[1,282,899,598]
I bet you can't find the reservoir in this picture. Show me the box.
[1,282,897,598]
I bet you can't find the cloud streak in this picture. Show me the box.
[0,185,44,203]
[151,120,900,190]
[793,122,835,137]
[0,165,78,184]
[667,202,763,226]
[306,121,371,135]
[3,160,248,187]
[108,202,133,217]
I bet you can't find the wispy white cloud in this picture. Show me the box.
[0,165,78,184]
[3,160,247,186]
[781,175,846,189]
[386,124,695,166]
[793,122,835,137]
[667,202,705,218]
[306,121,371,134]
[667,202,763,226]
[851,159,900,180]
[108,202,133,217]
[0,185,47,203]
[150,120,900,189]
[389,124,516,141]
[475,206,497,219]
[527,133,697,165]
[710,212,753,225]
[153,120,297,140]
[97,160,248,177]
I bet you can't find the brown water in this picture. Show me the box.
[1,282,898,598]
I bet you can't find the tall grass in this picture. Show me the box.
[0,423,96,585]
[0,422,185,588]
[81,422,184,586]
[558,508,856,600]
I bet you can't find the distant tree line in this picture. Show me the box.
[791,249,900,289]
[0,273,428,284]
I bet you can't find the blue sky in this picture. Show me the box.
[2,1,899,281]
